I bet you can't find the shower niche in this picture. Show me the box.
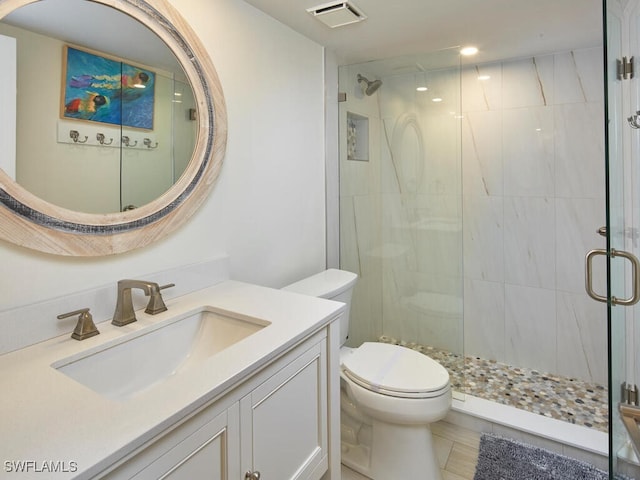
[346,112,369,161]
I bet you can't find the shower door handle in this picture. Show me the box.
[586,248,640,306]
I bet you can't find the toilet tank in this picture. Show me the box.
[282,269,358,345]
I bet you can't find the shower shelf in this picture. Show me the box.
[346,112,369,161]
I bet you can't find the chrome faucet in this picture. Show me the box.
[112,279,175,326]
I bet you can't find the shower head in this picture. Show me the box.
[357,74,382,96]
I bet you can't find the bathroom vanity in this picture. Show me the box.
[0,281,344,479]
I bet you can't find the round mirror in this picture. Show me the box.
[0,0,227,256]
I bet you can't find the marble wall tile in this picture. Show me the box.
[390,112,426,195]
[555,48,604,104]
[462,110,503,197]
[340,158,375,197]
[557,291,607,385]
[556,291,608,384]
[461,62,503,112]
[554,102,605,199]
[382,193,417,274]
[340,46,605,387]
[339,196,360,276]
[505,284,557,373]
[422,111,462,196]
[416,309,463,353]
[348,271,383,348]
[381,117,402,195]
[463,278,505,361]
[415,227,463,279]
[503,196,556,288]
[502,106,555,197]
[463,195,504,282]
[502,56,554,108]
[554,52,590,104]
[555,197,606,294]
[461,66,488,113]
[353,194,383,270]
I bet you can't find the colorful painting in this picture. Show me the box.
[61,46,155,130]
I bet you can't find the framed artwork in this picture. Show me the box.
[61,45,155,130]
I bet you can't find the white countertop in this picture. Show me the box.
[0,281,345,479]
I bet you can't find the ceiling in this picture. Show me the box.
[2,0,181,73]
[242,0,604,67]
[1,0,605,77]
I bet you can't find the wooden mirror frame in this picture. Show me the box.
[0,0,227,256]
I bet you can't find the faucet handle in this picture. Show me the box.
[57,308,100,341]
[145,283,175,315]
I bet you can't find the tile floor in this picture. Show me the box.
[379,336,608,432]
[341,420,481,480]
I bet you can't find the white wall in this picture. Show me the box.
[0,0,327,312]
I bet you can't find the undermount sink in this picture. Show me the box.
[52,307,269,401]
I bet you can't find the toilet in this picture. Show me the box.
[283,269,451,480]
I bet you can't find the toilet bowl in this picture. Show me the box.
[283,269,451,480]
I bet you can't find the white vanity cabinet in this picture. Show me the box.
[101,328,332,480]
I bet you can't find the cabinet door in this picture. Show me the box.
[241,339,328,480]
[104,404,239,480]
[154,409,233,480]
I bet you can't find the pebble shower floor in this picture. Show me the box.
[379,336,608,432]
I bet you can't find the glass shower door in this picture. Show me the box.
[603,0,640,477]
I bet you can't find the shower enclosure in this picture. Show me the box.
[338,22,618,474]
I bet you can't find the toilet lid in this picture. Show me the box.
[342,342,450,398]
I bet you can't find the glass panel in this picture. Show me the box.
[606,2,627,474]
[606,1,640,477]
[121,70,187,211]
[172,78,197,183]
[338,47,464,386]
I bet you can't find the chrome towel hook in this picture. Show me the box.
[143,138,158,149]
[96,133,113,145]
[121,135,137,147]
[69,130,88,143]
[628,111,640,129]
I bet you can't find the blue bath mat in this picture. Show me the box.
[473,433,608,480]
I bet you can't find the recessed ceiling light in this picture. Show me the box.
[477,75,491,81]
[460,46,478,56]
[432,97,443,102]
[416,86,428,92]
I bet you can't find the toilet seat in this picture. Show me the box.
[341,342,450,399]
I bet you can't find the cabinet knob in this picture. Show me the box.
[245,471,261,480]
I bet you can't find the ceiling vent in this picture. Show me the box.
[306,1,367,28]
